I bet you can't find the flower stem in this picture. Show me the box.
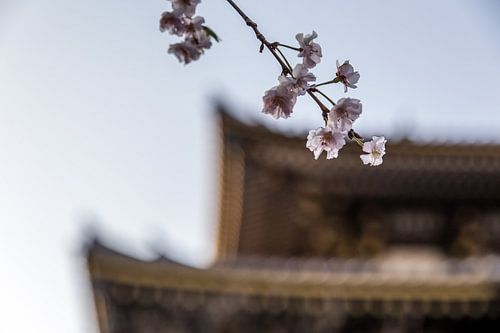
[306,90,330,124]
[273,42,302,52]
[274,47,294,75]
[310,88,336,106]
[348,129,365,147]
[313,79,337,88]
[225,0,331,121]
[352,137,364,147]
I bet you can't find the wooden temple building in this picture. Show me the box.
[87,109,500,332]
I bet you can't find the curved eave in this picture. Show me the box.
[88,244,499,303]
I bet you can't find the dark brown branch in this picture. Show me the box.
[225,0,290,75]
[225,0,331,123]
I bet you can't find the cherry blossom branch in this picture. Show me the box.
[225,0,331,122]
[225,0,291,76]
[161,0,387,166]
[274,45,330,124]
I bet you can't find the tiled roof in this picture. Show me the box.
[216,108,500,260]
[87,240,500,320]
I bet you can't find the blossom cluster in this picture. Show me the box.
[162,1,386,166]
[260,31,386,166]
[262,32,321,120]
[160,0,218,64]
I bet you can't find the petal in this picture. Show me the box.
[372,156,384,166]
[304,31,318,44]
[360,153,374,165]
[326,149,339,159]
[348,72,360,84]
[295,33,304,44]
[362,141,373,154]
[313,147,323,159]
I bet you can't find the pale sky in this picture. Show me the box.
[1,1,500,332]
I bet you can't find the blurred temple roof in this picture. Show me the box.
[87,108,500,332]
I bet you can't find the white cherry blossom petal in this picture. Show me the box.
[329,98,362,132]
[159,10,186,36]
[306,126,346,160]
[183,19,212,51]
[296,31,322,69]
[168,41,202,64]
[278,64,316,95]
[336,60,360,93]
[170,0,201,18]
[262,86,297,119]
[360,136,387,166]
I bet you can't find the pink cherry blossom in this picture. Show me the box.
[262,86,297,119]
[183,16,212,50]
[329,97,362,132]
[360,136,387,166]
[278,64,316,96]
[168,41,202,64]
[336,60,360,93]
[170,0,201,18]
[296,31,322,69]
[183,16,205,39]
[191,34,212,50]
[306,126,346,160]
[159,10,186,36]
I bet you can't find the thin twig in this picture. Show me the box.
[306,91,330,125]
[274,47,294,74]
[273,42,302,52]
[313,79,337,88]
[225,0,290,75]
[310,88,336,106]
[225,0,331,121]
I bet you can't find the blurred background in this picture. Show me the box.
[1,0,500,332]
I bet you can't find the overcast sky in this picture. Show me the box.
[1,1,500,332]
